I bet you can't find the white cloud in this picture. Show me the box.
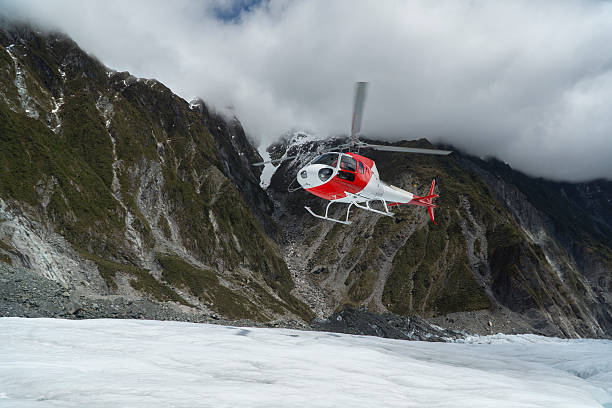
[2,0,612,181]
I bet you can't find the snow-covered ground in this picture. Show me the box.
[1,318,610,407]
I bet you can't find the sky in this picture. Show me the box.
[1,0,612,182]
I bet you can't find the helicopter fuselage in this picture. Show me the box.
[296,152,414,205]
[252,80,447,225]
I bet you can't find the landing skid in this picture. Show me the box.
[305,202,352,225]
[352,199,394,217]
[305,198,394,225]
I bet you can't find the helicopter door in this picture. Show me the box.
[337,155,357,182]
[340,155,357,171]
[337,171,355,182]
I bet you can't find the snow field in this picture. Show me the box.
[0,318,610,407]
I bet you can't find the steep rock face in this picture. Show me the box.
[265,135,611,338]
[0,22,311,322]
[459,157,612,335]
[1,21,610,339]
[201,104,280,238]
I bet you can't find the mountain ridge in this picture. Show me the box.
[0,21,311,323]
[264,133,611,338]
[0,21,610,339]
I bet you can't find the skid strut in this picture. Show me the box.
[352,200,394,217]
[305,198,394,225]
[305,201,353,225]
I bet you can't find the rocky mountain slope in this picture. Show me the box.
[0,21,310,323]
[1,21,610,339]
[265,132,611,338]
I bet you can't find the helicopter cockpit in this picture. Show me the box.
[312,153,339,167]
[309,153,338,182]
[307,153,359,183]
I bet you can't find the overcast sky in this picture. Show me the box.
[2,0,612,182]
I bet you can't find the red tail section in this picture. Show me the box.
[409,179,439,225]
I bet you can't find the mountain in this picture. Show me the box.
[1,21,610,339]
[0,21,311,323]
[266,133,612,338]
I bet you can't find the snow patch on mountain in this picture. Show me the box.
[259,130,327,189]
[50,68,66,133]
[5,45,38,119]
[257,147,276,189]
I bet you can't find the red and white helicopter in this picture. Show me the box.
[254,82,452,225]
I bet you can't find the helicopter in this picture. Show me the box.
[253,82,452,225]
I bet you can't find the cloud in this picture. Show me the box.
[1,0,611,181]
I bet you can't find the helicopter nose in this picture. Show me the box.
[297,164,334,188]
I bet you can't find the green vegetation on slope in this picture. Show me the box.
[212,181,314,321]
[60,83,114,187]
[158,254,264,320]
[0,27,313,323]
[0,103,123,251]
[382,218,491,317]
[91,256,188,305]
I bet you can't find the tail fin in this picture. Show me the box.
[428,207,436,225]
[427,179,437,225]
[409,179,439,225]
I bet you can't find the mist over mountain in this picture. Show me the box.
[2,0,612,182]
[0,21,610,341]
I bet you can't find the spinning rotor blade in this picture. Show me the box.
[361,143,452,155]
[251,155,300,166]
[350,82,368,146]
[320,143,351,153]
[252,141,352,167]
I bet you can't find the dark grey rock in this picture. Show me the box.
[66,301,82,315]
[311,307,464,342]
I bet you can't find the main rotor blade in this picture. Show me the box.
[252,141,351,167]
[251,155,300,166]
[320,143,351,153]
[350,82,368,146]
[362,143,452,155]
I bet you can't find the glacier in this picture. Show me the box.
[257,130,327,189]
[0,318,610,407]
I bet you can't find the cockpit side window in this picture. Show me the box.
[341,155,357,172]
[312,153,339,167]
[359,161,364,174]
[337,171,355,182]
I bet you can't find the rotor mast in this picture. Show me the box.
[350,82,368,150]
[251,81,452,167]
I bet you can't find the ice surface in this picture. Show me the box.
[0,318,610,407]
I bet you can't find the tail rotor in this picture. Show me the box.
[409,179,439,225]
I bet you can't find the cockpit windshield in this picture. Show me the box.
[312,153,339,168]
